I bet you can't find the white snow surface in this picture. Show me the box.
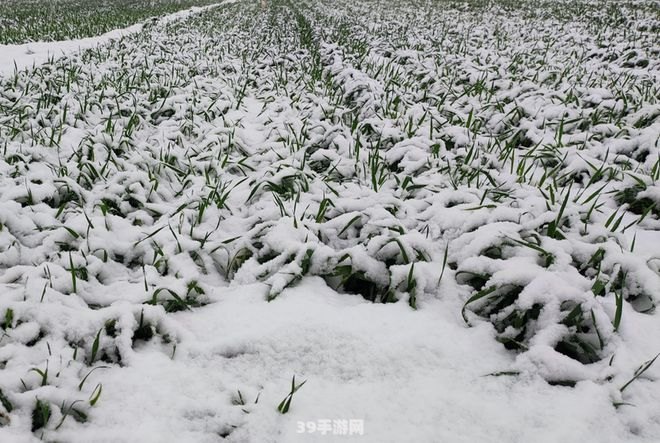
[0,0,659,442]
[4,278,660,443]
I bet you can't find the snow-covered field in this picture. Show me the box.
[0,0,659,441]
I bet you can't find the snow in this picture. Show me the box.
[0,0,659,441]
[0,1,233,77]
[4,278,653,443]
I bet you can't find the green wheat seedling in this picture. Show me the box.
[31,398,51,432]
[232,389,261,413]
[29,361,49,387]
[88,383,103,406]
[0,389,13,413]
[55,400,87,429]
[619,353,660,393]
[277,375,307,414]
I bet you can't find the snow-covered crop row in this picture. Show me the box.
[0,0,659,441]
[0,0,222,44]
